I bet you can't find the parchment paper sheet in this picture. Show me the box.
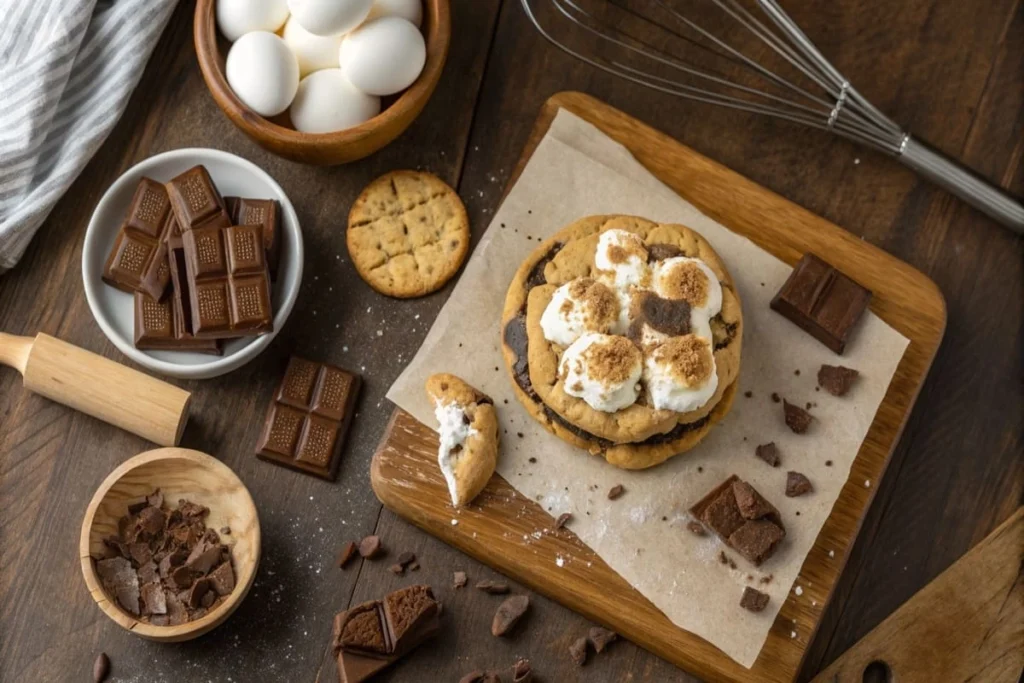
[387,110,909,667]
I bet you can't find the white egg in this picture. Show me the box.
[364,0,423,27]
[290,69,381,133]
[282,16,344,77]
[225,32,299,117]
[287,0,373,37]
[216,0,289,42]
[340,17,425,97]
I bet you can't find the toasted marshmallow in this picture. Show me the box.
[541,278,620,346]
[595,229,650,289]
[560,333,643,412]
[652,257,722,316]
[644,335,719,412]
[434,401,476,505]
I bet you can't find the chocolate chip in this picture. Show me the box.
[783,400,813,433]
[588,626,618,653]
[93,653,110,683]
[740,587,770,612]
[491,595,529,636]
[555,513,572,529]
[771,392,781,403]
[744,391,753,398]
[607,484,625,500]
[476,580,510,594]
[755,442,780,467]
[569,636,588,666]
[337,541,358,568]
[786,471,814,497]
[397,551,416,568]
[528,457,537,463]
[687,520,706,536]
[818,364,859,396]
[453,571,467,588]
[358,535,384,559]
[512,658,532,683]
[825,460,833,467]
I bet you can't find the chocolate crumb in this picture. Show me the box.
[759,574,773,584]
[528,457,537,463]
[825,460,833,467]
[337,541,358,568]
[569,636,588,666]
[453,571,467,588]
[458,671,485,683]
[358,535,384,559]
[588,627,618,653]
[492,595,529,636]
[719,551,730,565]
[409,561,420,571]
[794,369,801,376]
[740,587,770,612]
[93,652,110,683]
[771,392,781,403]
[744,391,753,398]
[389,563,404,574]
[555,513,572,529]
[397,551,416,568]
[818,364,859,396]
[687,521,706,536]
[783,400,813,433]
[755,442,780,467]
[786,472,813,497]
[697,466,703,473]
[476,580,510,595]
[607,484,625,500]
[517,432,524,438]
[512,658,533,683]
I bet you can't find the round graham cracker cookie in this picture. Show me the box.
[347,170,470,298]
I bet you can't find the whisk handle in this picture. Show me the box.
[899,137,1024,235]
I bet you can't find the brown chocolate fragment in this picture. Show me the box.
[383,585,440,652]
[607,484,625,500]
[732,480,782,526]
[337,541,358,568]
[755,442,780,467]
[569,636,588,666]
[783,400,813,433]
[646,243,684,262]
[389,564,404,575]
[512,658,532,683]
[96,557,140,615]
[701,486,746,538]
[459,672,489,683]
[770,253,872,354]
[476,580,510,595]
[358,535,383,559]
[818,364,859,396]
[397,551,416,568]
[786,471,814,497]
[207,562,236,596]
[628,292,692,338]
[492,595,530,637]
[555,513,572,529]
[740,586,770,612]
[588,626,618,653]
[729,520,786,566]
[409,561,420,572]
[453,571,468,588]
[101,178,175,300]
[687,520,707,536]
[256,356,362,481]
[691,476,786,567]
[93,653,111,683]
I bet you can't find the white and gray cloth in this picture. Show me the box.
[0,0,178,274]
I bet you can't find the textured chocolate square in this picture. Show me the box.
[690,475,786,567]
[256,357,361,480]
[102,178,175,301]
[166,166,231,232]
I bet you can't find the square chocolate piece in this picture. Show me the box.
[770,253,872,354]
[256,357,361,480]
[225,196,281,278]
[102,177,176,300]
[690,475,786,567]
[165,166,231,232]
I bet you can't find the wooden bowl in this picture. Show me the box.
[80,448,261,641]
[194,0,451,165]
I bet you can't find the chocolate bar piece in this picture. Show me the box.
[256,357,361,480]
[134,291,221,354]
[226,196,281,278]
[331,585,440,683]
[165,166,231,233]
[102,178,175,300]
[770,253,872,354]
[690,475,786,566]
[181,223,273,338]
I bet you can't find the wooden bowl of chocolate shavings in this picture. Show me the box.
[80,448,261,641]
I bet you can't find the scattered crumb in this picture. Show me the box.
[790,631,797,639]
[451,519,459,526]
[864,480,871,488]
[555,556,565,567]
[744,391,753,398]
[828,550,835,558]
[528,457,537,463]
[607,484,625,500]
[771,392,781,403]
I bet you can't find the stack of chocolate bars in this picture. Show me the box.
[101,166,281,355]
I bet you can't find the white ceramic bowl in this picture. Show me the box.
[82,149,303,379]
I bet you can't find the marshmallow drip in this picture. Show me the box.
[434,401,476,506]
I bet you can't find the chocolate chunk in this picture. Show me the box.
[334,602,390,657]
[818,364,859,396]
[397,551,416,568]
[755,442,780,467]
[409,561,420,571]
[555,513,572,529]
[93,653,110,683]
[185,578,211,609]
[96,557,140,616]
[687,520,707,536]
[629,292,691,338]
[137,561,159,585]
[740,587,770,612]
[568,636,588,666]
[207,562,236,596]
[165,590,188,625]
[453,571,467,588]
[732,480,782,526]
[136,506,166,537]
[491,595,530,637]
[383,585,440,652]
[389,564,405,575]
[646,243,684,262]
[607,484,625,500]
[101,178,176,300]
[169,565,197,591]
[200,587,216,608]
[337,541,358,568]
[729,520,786,566]
[358,535,383,559]
[140,582,167,616]
[786,471,814,497]
[476,580,510,595]
[783,400,813,433]
[185,544,224,575]
[770,253,872,354]
[129,542,152,567]
[158,550,188,579]
[256,357,362,481]
[588,626,618,653]
[700,486,746,538]
[512,658,532,683]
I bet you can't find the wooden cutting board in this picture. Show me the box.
[370,91,946,682]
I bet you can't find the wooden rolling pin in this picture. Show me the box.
[0,332,190,446]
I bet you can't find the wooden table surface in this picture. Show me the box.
[0,1,1020,681]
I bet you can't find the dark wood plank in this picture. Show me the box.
[0,1,501,681]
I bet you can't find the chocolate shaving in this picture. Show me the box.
[569,636,588,666]
[337,541,359,568]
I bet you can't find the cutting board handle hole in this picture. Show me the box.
[862,660,892,683]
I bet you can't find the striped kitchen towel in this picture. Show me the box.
[0,0,178,274]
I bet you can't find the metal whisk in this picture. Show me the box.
[521,0,1024,234]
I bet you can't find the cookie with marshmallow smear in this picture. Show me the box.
[501,215,742,470]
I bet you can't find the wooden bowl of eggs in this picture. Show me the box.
[195,0,450,165]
